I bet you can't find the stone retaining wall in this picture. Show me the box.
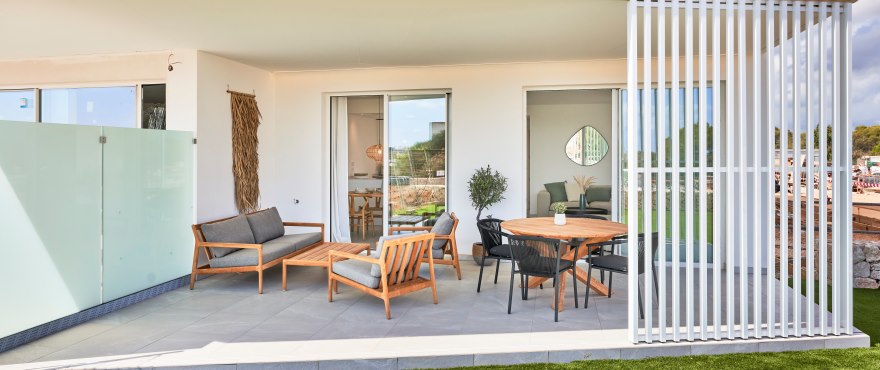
[853,241,880,289]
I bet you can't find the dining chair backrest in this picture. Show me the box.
[506,234,569,278]
[477,218,505,251]
[589,232,660,274]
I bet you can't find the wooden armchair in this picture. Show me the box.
[389,212,461,280]
[328,232,438,319]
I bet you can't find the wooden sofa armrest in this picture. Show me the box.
[328,250,380,265]
[197,242,262,249]
[283,222,325,236]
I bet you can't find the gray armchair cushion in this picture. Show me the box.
[429,212,454,250]
[332,259,380,289]
[201,215,255,258]
[209,232,322,268]
[247,207,285,244]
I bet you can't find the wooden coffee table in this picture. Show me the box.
[282,242,370,291]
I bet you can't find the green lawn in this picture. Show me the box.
[624,210,714,242]
[443,284,880,369]
[791,279,880,346]
[449,347,880,369]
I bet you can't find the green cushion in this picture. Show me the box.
[543,182,568,203]
[586,185,612,203]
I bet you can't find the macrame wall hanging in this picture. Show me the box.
[228,89,261,214]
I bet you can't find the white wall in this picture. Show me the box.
[0,53,167,87]
[271,60,630,247]
[195,51,276,222]
[527,89,614,213]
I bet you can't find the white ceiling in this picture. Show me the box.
[0,0,628,72]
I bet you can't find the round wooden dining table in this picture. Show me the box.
[500,217,628,311]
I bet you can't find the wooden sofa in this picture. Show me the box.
[190,207,324,293]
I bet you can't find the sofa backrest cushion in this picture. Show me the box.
[201,215,255,258]
[543,182,568,203]
[564,182,582,202]
[247,207,285,244]
[586,185,612,203]
[429,212,455,250]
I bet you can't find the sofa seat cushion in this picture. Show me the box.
[332,258,380,289]
[209,232,322,268]
[432,248,445,259]
[201,215,255,258]
[247,207,285,244]
[589,201,612,212]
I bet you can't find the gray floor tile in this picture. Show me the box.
[398,355,473,369]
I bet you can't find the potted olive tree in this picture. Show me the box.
[468,165,508,265]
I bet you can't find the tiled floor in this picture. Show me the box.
[0,258,628,366]
[0,257,865,368]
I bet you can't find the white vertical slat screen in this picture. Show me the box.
[626,0,853,343]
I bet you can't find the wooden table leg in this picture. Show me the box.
[572,266,610,296]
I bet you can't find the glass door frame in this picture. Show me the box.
[382,90,451,236]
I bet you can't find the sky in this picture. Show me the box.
[852,1,880,127]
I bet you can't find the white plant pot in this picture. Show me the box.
[554,213,566,225]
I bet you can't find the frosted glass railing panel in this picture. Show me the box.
[101,127,194,301]
[0,120,102,338]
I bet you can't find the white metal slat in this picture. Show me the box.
[843,2,853,336]
[818,2,828,337]
[657,1,668,343]
[642,3,654,342]
[779,0,790,338]
[737,0,748,339]
[711,0,722,341]
[792,1,803,337]
[670,0,682,343]
[626,0,640,344]
[684,0,695,341]
[831,1,840,335]
[725,0,735,341]
[764,0,776,339]
[805,2,816,337]
[751,0,762,339]
[698,0,709,340]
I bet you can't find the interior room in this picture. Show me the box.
[527,89,616,218]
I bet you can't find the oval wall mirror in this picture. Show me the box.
[565,126,608,166]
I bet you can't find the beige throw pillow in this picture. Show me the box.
[564,182,582,202]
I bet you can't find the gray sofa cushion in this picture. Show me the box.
[429,212,454,250]
[209,232,323,268]
[201,215,255,258]
[589,201,612,212]
[247,207,285,244]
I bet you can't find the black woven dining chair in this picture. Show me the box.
[476,218,515,293]
[507,234,579,322]
[583,232,659,319]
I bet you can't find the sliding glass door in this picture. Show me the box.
[384,93,448,232]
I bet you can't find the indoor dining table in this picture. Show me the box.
[500,217,628,311]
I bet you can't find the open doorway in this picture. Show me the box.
[526,89,617,219]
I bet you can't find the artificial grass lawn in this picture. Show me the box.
[450,347,880,370]
[446,282,880,369]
